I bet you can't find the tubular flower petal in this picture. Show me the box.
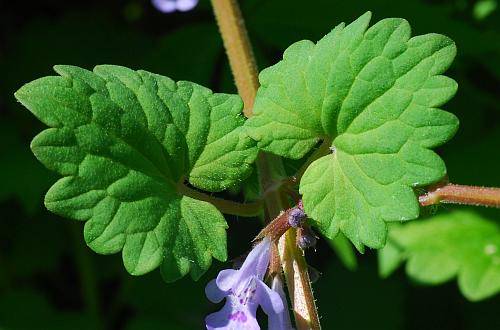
[268,276,295,330]
[205,238,285,329]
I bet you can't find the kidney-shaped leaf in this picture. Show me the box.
[15,65,257,281]
[245,12,459,251]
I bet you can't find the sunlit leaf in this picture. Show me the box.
[15,65,257,281]
[246,12,458,251]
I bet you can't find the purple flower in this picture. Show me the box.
[151,0,198,13]
[205,238,284,329]
[268,276,295,330]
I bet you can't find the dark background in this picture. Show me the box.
[1,0,499,329]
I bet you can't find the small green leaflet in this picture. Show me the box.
[245,11,459,251]
[15,65,257,281]
[379,210,500,301]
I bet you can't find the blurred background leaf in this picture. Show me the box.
[380,209,500,301]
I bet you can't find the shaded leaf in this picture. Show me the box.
[379,210,500,301]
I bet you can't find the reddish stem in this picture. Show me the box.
[419,183,500,208]
[254,208,292,242]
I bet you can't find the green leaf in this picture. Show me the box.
[473,0,498,20]
[377,233,405,278]
[379,210,500,301]
[15,65,257,281]
[245,11,459,251]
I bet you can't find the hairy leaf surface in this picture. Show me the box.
[379,210,500,301]
[246,12,459,250]
[15,65,257,281]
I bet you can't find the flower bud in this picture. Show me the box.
[288,207,305,228]
[297,226,317,250]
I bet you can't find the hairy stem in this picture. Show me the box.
[254,207,292,242]
[281,229,321,330]
[178,183,263,217]
[420,183,500,208]
[211,0,259,117]
[211,1,321,328]
[257,204,322,330]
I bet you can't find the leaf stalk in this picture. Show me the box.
[178,183,263,217]
[210,1,322,328]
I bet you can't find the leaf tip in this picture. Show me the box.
[356,10,373,26]
[14,83,29,104]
